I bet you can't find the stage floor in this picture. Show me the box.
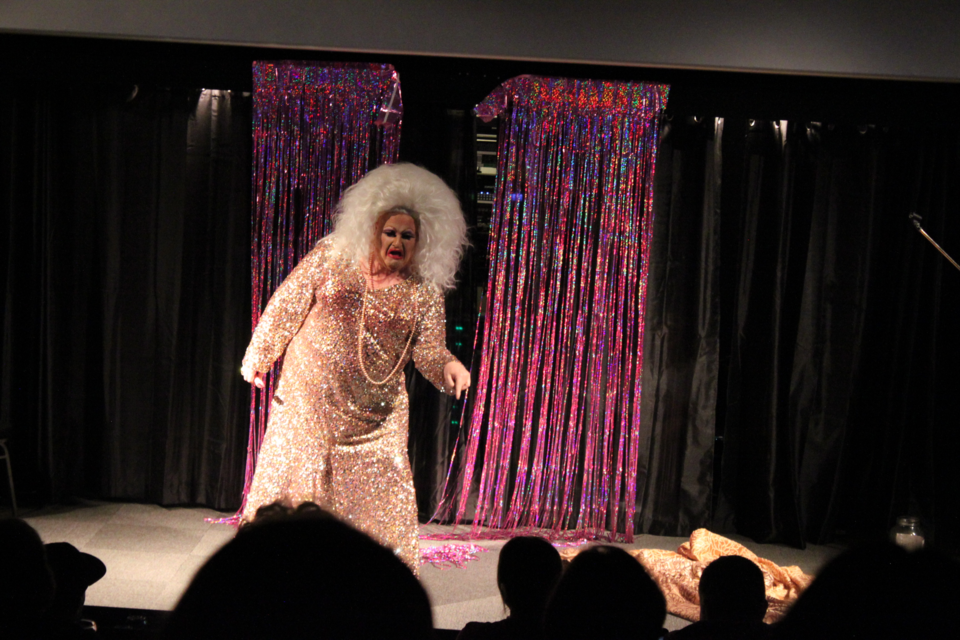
[19,501,842,632]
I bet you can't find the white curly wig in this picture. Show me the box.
[327,163,469,292]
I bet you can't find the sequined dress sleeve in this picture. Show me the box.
[412,283,458,391]
[240,239,329,380]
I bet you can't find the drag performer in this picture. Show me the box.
[240,163,471,573]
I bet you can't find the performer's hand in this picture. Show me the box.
[443,360,471,400]
[241,365,267,389]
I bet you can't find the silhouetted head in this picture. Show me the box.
[0,518,55,632]
[699,555,767,623]
[245,500,335,527]
[908,545,960,637]
[545,545,666,640]
[164,511,433,639]
[44,542,107,623]
[497,536,562,618]
[773,541,960,640]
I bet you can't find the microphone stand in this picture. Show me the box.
[909,213,960,272]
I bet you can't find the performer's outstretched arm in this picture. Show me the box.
[241,239,329,384]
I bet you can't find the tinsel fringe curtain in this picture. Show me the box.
[435,76,669,540]
[236,61,403,518]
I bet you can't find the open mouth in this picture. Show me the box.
[388,248,403,259]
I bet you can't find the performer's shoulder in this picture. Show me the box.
[314,235,335,251]
[305,235,337,264]
[410,272,441,295]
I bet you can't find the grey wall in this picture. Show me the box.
[2,0,959,82]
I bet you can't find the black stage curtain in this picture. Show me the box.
[645,116,960,552]
[0,85,252,509]
[638,116,722,536]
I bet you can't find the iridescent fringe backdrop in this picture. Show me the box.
[433,76,669,542]
[232,62,402,522]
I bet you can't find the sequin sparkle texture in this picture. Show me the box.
[235,62,402,524]
[240,238,455,574]
[433,76,669,542]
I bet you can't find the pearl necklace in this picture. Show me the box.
[357,261,419,386]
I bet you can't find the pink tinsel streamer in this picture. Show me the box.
[212,62,402,525]
[430,75,668,542]
[420,544,489,570]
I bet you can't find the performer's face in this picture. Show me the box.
[379,212,418,272]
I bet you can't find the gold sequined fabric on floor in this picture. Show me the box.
[240,238,456,574]
[560,529,812,623]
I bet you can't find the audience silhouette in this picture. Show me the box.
[668,555,770,640]
[0,518,56,639]
[544,545,667,640]
[771,540,960,640]
[7,505,960,640]
[162,502,433,639]
[458,536,562,640]
[41,542,107,638]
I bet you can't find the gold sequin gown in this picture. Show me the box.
[240,237,456,573]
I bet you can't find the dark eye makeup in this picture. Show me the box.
[383,228,415,240]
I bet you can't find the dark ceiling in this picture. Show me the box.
[5,32,959,125]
